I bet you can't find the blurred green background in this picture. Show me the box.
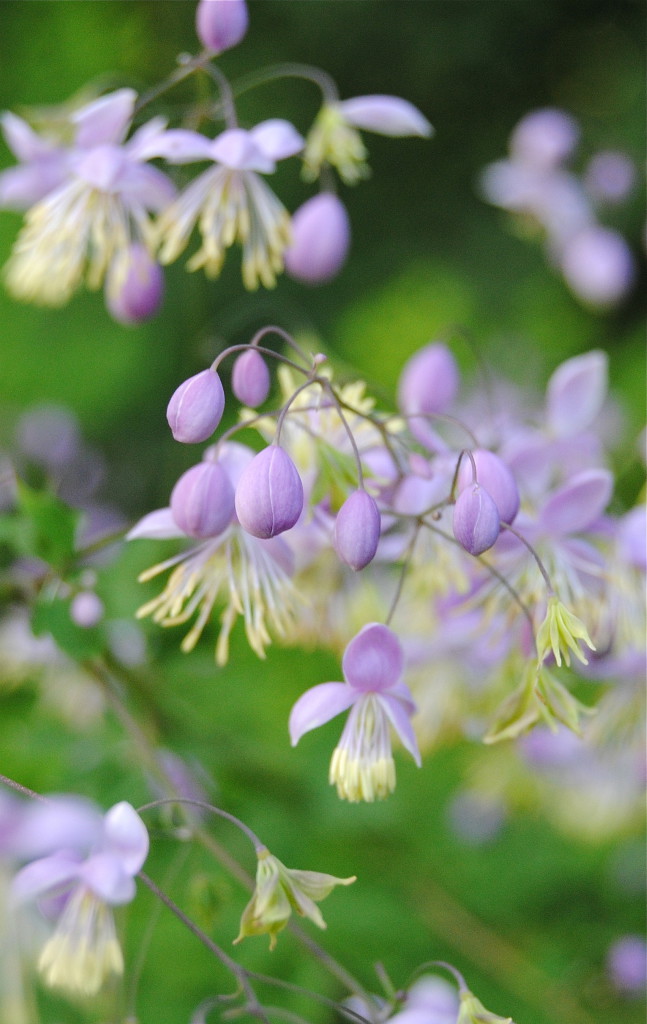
[0,2,645,1023]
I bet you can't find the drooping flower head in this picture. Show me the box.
[303,94,433,185]
[234,847,355,950]
[3,89,176,306]
[155,119,303,289]
[289,623,420,802]
[11,801,149,996]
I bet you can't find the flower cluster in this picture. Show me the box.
[479,107,637,307]
[0,0,431,317]
[129,322,644,809]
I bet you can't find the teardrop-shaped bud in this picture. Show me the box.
[397,342,459,417]
[195,0,248,55]
[334,490,381,570]
[235,446,303,539]
[105,244,164,325]
[167,369,225,444]
[457,449,520,525]
[232,349,271,407]
[453,485,500,555]
[170,462,234,538]
[284,194,351,284]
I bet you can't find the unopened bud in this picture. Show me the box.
[457,449,520,525]
[453,485,500,556]
[397,342,459,417]
[106,244,164,325]
[334,490,381,570]
[70,591,104,628]
[170,462,234,538]
[196,0,248,55]
[167,369,225,444]
[284,194,350,284]
[235,446,303,539]
[232,349,270,407]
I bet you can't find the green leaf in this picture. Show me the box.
[16,481,80,571]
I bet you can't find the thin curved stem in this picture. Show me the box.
[137,796,264,852]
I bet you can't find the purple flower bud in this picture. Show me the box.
[457,450,520,525]
[167,369,225,444]
[334,490,381,570]
[170,462,234,538]
[232,349,271,407]
[284,194,351,284]
[559,226,635,307]
[70,591,104,628]
[105,245,164,325]
[453,484,500,555]
[509,108,579,168]
[196,0,248,55]
[235,446,303,539]
[397,343,459,417]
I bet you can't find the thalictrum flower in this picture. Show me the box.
[3,89,175,306]
[11,801,148,996]
[128,445,301,662]
[154,119,303,288]
[303,94,432,184]
[289,623,420,802]
[234,846,355,950]
[536,594,595,667]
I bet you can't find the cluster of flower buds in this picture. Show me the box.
[130,325,644,811]
[0,0,432,316]
[479,107,637,307]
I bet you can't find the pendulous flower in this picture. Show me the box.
[167,368,226,444]
[154,120,303,289]
[289,623,420,802]
[234,846,355,950]
[12,801,148,996]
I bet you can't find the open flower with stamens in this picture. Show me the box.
[154,119,303,289]
[3,89,176,306]
[289,623,420,802]
[303,94,432,184]
[128,447,301,663]
[11,801,148,996]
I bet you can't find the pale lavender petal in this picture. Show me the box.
[0,161,68,209]
[150,129,215,165]
[211,128,274,172]
[12,854,81,902]
[102,802,149,875]
[73,88,137,148]
[339,95,433,138]
[16,796,103,858]
[126,507,186,540]
[73,144,128,191]
[125,116,170,161]
[509,108,579,168]
[342,622,404,693]
[540,469,613,535]
[119,163,177,210]
[289,682,354,744]
[560,226,635,307]
[380,694,421,765]
[386,679,417,716]
[1,112,56,161]
[80,851,135,905]
[249,119,304,161]
[618,506,646,570]
[546,350,608,438]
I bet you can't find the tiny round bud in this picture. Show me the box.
[235,446,303,539]
[457,449,520,525]
[105,244,164,325]
[167,369,225,444]
[170,462,234,538]
[70,591,104,628]
[196,0,248,55]
[231,349,270,407]
[453,485,500,555]
[334,490,381,570]
[284,193,351,285]
[397,342,459,417]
